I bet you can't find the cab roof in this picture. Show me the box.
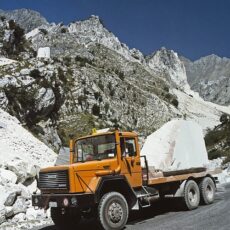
[75,130,137,141]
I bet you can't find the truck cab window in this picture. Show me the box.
[75,134,116,162]
[120,137,136,157]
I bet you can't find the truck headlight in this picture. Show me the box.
[71,197,77,206]
[34,197,39,204]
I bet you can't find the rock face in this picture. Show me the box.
[0,12,229,151]
[0,8,230,146]
[0,9,48,32]
[147,48,191,92]
[0,109,55,227]
[0,108,56,167]
[181,55,230,105]
[0,14,182,148]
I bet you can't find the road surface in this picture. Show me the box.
[32,183,230,230]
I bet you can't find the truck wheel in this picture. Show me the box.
[51,208,81,230]
[183,180,200,210]
[98,192,129,230]
[199,177,215,205]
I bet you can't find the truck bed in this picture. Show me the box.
[145,167,209,186]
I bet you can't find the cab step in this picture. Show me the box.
[136,186,151,208]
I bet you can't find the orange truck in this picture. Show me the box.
[32,128,216,230]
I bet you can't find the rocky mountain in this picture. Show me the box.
[0,13,229,152]
[0,8,230,228]
[181,55,230,106]
[146,47,191,92]
[0,9,48,32]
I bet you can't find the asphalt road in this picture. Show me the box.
[33,183,230,230]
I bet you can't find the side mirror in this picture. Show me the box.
[69,133,75,139]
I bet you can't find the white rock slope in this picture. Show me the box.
[0,108,56,167]
[0,108,56,227]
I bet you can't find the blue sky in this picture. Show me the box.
[0,0,230,60]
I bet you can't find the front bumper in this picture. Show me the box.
[32,193,95,209]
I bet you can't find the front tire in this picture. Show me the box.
[183,180,200,210]
[199,177,215,205]
[98,192,129,230]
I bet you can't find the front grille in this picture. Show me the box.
[38,170,69,190]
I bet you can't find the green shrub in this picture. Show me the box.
[164,86,169,92]
[75,55,92,66]
[220,113,229,124]
[205,129,226,146]
[108,82,112,91]
[94,92,100,100]
[8,20,16,30]
[98,80,104,91]
[30,69,41,79]
[61,28,67,33]
[171,98,179,108]
[223,153,230,164]
[83,88,89,95]
[105,102,110,113]
[3,20,25,57]
[115,70,124,81]
[63,56,71,67]
[57,67,67,83]
[0,16,6,22]
[109,88,115,97]
[92,104,100,116]
[208,149,222,160]
[78,95,87,106]
[39,28,48,35]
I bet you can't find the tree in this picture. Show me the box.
[92,104,100,116]
[30,69,41,79]
[3,20,26,57]
[172,98,179,108]
[220,114,229,124]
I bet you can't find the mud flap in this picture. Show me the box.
[174,180,187,197]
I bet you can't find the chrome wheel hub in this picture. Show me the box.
[188,189,197,204]
[108,202,123,223]
[206,185,214,200]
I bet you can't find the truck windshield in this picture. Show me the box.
[74,134,116,162]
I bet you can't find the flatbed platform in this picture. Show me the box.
[146,167,210,185]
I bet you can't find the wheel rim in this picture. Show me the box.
[108,201,123,224]
[188,188,198,204]
[206,184,214,201]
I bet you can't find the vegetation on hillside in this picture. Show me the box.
[205,114,230,164]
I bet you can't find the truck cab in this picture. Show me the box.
[32,128,216,230]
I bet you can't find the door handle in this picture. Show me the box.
[131,157,135,167]
[103,165,110,170]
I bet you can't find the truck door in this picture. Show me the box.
[120,136,142,187]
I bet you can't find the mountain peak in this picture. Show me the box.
[0,8,48,32]
[146,48,190,92]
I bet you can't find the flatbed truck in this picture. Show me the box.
[32,128,215,230]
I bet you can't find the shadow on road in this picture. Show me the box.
[127,197,185,226]
[39,197,186,230]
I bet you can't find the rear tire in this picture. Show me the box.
[183,180,200,210]
[199,177,215,205]
[51,208,81,230]
[98,192,129,230]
